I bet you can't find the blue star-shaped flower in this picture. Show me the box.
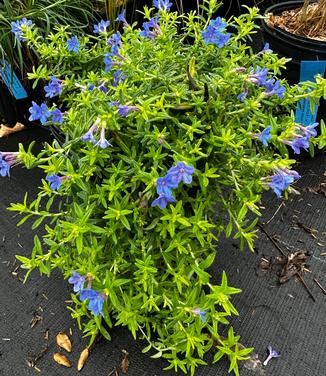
[46,174,62,190]
[283,136,309,154]
[259,126,272,147]
[153,0,173,11]
[68,271,86,292]
[151,193,176,209]
[156,176,178,196]
[167,162,195,185]
[268,169,300,197]
[11,18,33,42]
[44,76,62,98]
[104,55,113,72]
[0,155,10,177]
[67,36,80,53]
[96,127,112,149]
[51,108,64,124]
[93,20,110,34]
[116,10,127,24]
[80,289,105,316]
[191,308,207,323]
[28,101,51,124]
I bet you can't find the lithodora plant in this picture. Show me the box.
[3,0,326,375]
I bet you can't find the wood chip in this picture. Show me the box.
[56,332,72,352]
[77,348,89,371]
[53,353,72,368]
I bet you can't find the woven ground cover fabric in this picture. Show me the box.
[0,128,325,376]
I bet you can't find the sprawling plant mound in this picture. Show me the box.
[5,1,326,374]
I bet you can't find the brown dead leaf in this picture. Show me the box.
[56,332,72,352]
[30,313,42,328]
[0,122,25,137]
[77,347,89,371]
[121,349,129,374]
[53,353,72,368]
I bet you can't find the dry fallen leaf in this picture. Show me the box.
[0,122,25,137]
[53,353,72,368]
[56,332,72,352]
[77,347,89,371]
[121,349,129,374]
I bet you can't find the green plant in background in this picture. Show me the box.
[4,0,326,375]
[0,0,97,77]
[101,0,128,27]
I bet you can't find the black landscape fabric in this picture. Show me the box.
[0,128,325,376]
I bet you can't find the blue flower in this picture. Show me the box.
[51,108,64,124]
[202,25,219,44]
[140,17,160,40]
[28,101,51,124]
[0,154,10,177]
[237,87,248,102]
[88,84,95,91]
[297,122,318,139]
[112,70,126,87]
[151,193,176,209]
[46,174,63,190]
[98,82,108,93]
[258,126,272,147]
[153,0,173,11]
[96,127,112,149]
[67,36,80,53]
[202,18,230,47]
[44,76,62,98]
[117,104,138,117]
[108,31,122,47]
[268,168,300,197]
[104,55,113,72]
[262,42,272,53]
[68,271,86,293]
[263,345,280,366]
[167,162,195,185]
[264,79,286,98]
[93,20,110,34]
[283,136,309,154]
[81,120,100,144]
[191,308,207,323]
[0,152,20,169]
[156,176,178,196]
[116,10,127,24]
[11,18,33,42]
[80,288,105,316]
[248,67,269,87]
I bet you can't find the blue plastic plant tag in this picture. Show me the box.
[295,60,326,126]
[0,59,28,99]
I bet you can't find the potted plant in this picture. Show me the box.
[3,0,326,374]
[262,0,326,127]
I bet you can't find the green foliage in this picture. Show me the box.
[8,1,326,375]
[0,0,97,75]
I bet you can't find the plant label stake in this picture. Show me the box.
[0,59,28,99]
[295,60,326,126]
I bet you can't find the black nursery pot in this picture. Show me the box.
[262,1,326,125]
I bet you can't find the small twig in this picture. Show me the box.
[26,346,49,370]
[258,224,286,256]
[313,278,326,295]
[107,367,119,376]
[265,202,285,225]
[296,272,316,302]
